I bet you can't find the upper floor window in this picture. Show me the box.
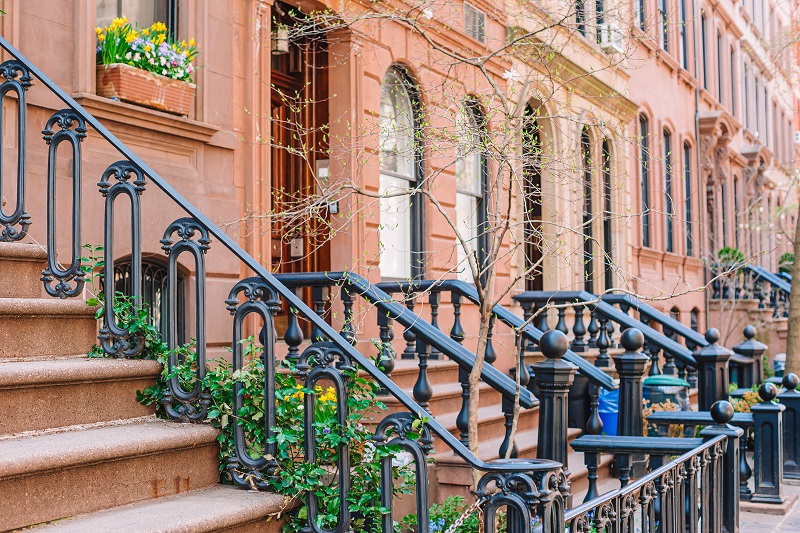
[659,0,669,51]
[635,0,646,31]
[716,32,723,103]
[743,62,750,128]
[97,0,177,34]
[701,14,708,90]
[679,0,688,69]
[639,115,651,248]
[455,101,487,283]
[664,130,674,252]
[379,67,423,279]
[730,46,736,115]
[576,0,587,36]
[463,3,486,43]
[683,142,693,256]
[581,127,594,292]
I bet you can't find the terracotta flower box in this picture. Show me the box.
[96,63,196,116]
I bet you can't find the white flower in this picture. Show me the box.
[160,57,167,66]
[133,53,140,61]
[423,8,433,19]
[503,68,520,83]
[162,69,168,75]
[125,52,132,60]
[149,58,155,65]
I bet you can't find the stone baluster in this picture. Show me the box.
[339,286,356,345]
[695,328,732,411]
[647,345,661,376]
[500,357,529,459]
[310,286,328,342]
[555,307,568,335]
[732,325,767,389]
[402,295,417,359]
[532,329,576,505]
[413,335,432,414]
[662,350,676,376]
[284,286,304,363]
[536,304,551,333]
[428,290,441,360]
[484,315,498,365]
[595,315,611,368]
[450,293,469,444]
[700,401,743,533]
[740,429,753,500]
[778,373,800,480]
[571,304,587,352]
[376,312,395,380]
[751,382,786,504]
[521,301,536,353]
[586,308,599,348]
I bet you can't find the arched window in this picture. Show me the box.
[114,257,185,344]
[639,116,651,247]
[602,139,613,290]
[523,106,543,292]
[581,127,594,292]
[455,100,487,283]
[379,67,423,280]
[690,308,700,333]
[664,130,674,252]
[683,142,693,256]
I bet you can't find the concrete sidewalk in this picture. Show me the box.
[740,484,800,532]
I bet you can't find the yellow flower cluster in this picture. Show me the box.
[110,16,129,29]
[151,21,168,32]
[316,386,337,403]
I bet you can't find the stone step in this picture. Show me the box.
[429,403,540,455]
[382,379,502,416]
[0,298,97,358]
[30,485,287,532]
[0,418,220,531]
[0,357,161,436]
[385,358,460,390]
[0,242,47,298]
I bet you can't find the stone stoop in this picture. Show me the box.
[0,243,286,531]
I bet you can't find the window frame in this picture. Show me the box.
[639,115,651,248]
[683,141,693,256]
[664,129,674,253]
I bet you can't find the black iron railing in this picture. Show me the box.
[713,262,791,318]
[0,37,570,531]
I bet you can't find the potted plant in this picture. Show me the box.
[95,18,199,116]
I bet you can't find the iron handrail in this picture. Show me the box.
[744,264,792,294]
[602,293,708,348]
[0,36,560,474]
[275,272,537,407]
[514,290,698,369]
[376,279,616,391]
[565,434,727,520]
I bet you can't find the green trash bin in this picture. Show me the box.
[643,375,690,411]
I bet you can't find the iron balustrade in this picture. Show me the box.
[713,262,791,318]
[566,434,730,533]
[0,37,570,532]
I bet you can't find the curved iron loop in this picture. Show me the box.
[0,60,32,242]
[159,217,212,421]
[40,109,87,298]
[224,276,280,489]
[96,161,147,357]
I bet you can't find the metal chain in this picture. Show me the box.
[444,496,488,533]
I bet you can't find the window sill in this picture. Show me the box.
[677,68,698,89]
[72,92,221,145]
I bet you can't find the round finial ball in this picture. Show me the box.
[783,373,800,392]
[759,382,778,402]
[705,328,720,344]
[743,325,756,340]
[710,400,735,424]
[620,328,644,352]
[540,329,569,359]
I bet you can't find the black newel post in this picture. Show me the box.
[731,325,766,390]
[778,373,800,480]
[614,328,649,439]
[695,328,732,411]
[700,401,743,533]
[533,329,577,504]
[751,382,786,504]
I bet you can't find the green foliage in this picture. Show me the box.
[779,252,794,274]
[401,496,507,533]
[139,336,416,533]
[717,247,745,265]
[87,292,168,360]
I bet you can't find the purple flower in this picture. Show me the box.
[323,427,331,434]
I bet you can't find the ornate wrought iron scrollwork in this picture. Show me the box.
[224,276,281,489]
[40,109,87,298]
[159,217,212,421]
[0,60,32,242]
[295,341,353,533]
[96,161,146,356]
[373,412,432,532]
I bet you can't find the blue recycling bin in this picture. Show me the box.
[598,388,619,436]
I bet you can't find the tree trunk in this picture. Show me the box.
[784,214,800,373]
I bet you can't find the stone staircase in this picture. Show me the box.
[0,243,285,532]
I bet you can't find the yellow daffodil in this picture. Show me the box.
[181,40,187,48]
[189,38,196,47]
[154,34,166,45]
[151,21,167,32]
[142,28,150,35]
[95,27,103,35]
[125,30,138,43]
[144,45,152,53]
[98,34,105,42]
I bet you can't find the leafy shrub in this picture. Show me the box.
[779,252,794,274]
[401,496,507,533]
[717,247,745,265]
